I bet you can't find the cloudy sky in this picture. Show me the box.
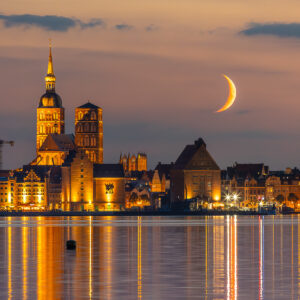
[1,0,300,170]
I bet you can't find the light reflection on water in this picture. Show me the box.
[0,215,299,299]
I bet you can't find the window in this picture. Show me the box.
[46,125,51,134]
[53,113,58,120]
[40,113,44,120]
[40,125,45,134]
[78,112,83,120]
[91,123,96,132]
[84,123,89,132]
[91,136,96,146]
[91,111,96,120]
[84,136,89,146]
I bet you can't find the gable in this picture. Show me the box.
[185,146,220,170]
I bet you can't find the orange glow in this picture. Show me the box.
[137,216,142,299]
[22,218,28,300]
[7,217,12,300]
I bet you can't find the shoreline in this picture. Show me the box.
[0,210,285,217]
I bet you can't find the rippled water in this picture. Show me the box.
[0,215,299,299]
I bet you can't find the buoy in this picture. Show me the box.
[66,240,76,250]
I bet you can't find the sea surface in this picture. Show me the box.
[0,215,299,299]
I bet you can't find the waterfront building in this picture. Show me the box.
[75,102,103,163]
[62,150,125,211]
[170,138,221,204]
[13,166,49,210]
[36,45,64,152]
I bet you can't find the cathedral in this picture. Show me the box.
[0,45,126,211]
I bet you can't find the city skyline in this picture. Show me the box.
[2,0,300,170]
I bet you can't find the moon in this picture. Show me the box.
[216,75,237,113]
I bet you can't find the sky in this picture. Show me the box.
[1,0,300,170]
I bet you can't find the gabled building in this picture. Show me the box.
[170,138,221,203]
[34,134,75,166]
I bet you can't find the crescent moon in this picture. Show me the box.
[216,75,237,113]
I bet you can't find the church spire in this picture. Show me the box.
[45,40,56,92]
[47,41,54,75]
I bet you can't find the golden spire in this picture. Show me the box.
[45,39,56,92]
[47,39,54,75]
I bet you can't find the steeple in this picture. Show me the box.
[45,41,56,92]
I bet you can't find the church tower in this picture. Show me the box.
[36,44,65,152]
[75,102,103,163]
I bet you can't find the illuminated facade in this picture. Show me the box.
[36,45,64,152]
[0,173,14,210]
[75,103,103,163]
[61,150,125,211]
[170,138,221,203]
[14,167,48,211]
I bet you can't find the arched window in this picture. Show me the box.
[78,112,83,120]
[91,123,96,132]
[53,113,58,120]
[78,124,83,132]
[40,113,44,120]
[80,137,84,146]
[46,113,51,121]
[91,111,96,120]
[46,125,51,134]
[84,123,89,132]
[40,125,44,134]
[85,136,89,146]
[91,136,96,146]
[90,151,96,162]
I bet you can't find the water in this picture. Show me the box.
[0,215,299,299]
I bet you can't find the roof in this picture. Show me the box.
[39,91,63,108]
[78,102,99,109]
[155,162,174,179]
[39,134,75,152]
[226,163,268,180]
[13,165,51,182]
[62,150,77,166]
[174,138,219,170]
[94,164,124,178]
[0,170,10,177]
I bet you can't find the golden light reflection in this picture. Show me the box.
[259,216,264,300]
[298,215,300,293]
[205,216,208,298]
[226,216,237,300]
[137,216,142,299]
[213,217,224,295]
[37,217,43,300]
[22,217,28,300]
[104,216,112,300]
[7,217,12,300]
[89,216,93,299]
